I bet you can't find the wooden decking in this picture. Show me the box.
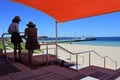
[6,52,57,67]
[7,65,85,80]
[0,53,120,80]
[0,64,120,80]
[78,65,120,80]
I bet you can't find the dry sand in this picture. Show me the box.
[45,43,120,70]
[6,43,120,70]
[60,44,120,69]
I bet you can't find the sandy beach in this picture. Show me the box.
[6,43,120,70]
[47,43,120,70]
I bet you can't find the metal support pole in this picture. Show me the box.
[82,56,84,65]
[1,33,9,62]
[43,50,45,62]
[1,33,7,56]
[70,53,71,61]
[115,61,117,69]
[55,21,58,57]
[76,54,78,70]
[104,57,106,68]
[89,52,91,66]
[46,45,49,65]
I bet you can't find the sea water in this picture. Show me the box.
[38,37,120,47]
[72,37,120,47]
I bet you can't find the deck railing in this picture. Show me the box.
[1,32,118,70]
[56,44,117,70]
[1,32,24,55]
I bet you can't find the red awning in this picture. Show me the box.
[11,0,120,22]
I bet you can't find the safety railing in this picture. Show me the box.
[40,43,57,65]
[56,44,117,70]
[56,44,84,63]
[1,32,56,65]
[1,32,118,70]
[104,56,117,69]
[1,32,24,56]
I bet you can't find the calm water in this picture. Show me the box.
[72,37,120,47]
[39,37,120,47]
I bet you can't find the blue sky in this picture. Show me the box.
[1,0,120,37]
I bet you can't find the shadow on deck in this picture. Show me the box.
[0,52,120,80]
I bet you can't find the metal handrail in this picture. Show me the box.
[1,32,24,56]
[74,50,117,69]
[104,56,117,69]
[56,44,74,55]
[56,44,117,70]
[91,50,117,69]
[91,50,105,58]
[1,32,118,70]
[104,56,117,64]
[56,44,86,69]
[1,32,54,65]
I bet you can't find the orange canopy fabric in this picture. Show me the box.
[11,0,120,22]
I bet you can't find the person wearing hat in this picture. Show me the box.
[24,21,40,66]
[8,16,23,62]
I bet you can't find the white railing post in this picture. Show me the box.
[46,45,49,65]
[104,57,106,68]
[1,33,7,56]
[115,61,117,69]
[70,53,72,61]
[89,52,91,66]
[76,54,78,70]
[43,50,45,62]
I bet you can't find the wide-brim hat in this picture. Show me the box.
[26,21,35,27]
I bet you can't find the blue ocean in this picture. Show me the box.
[72,37,120,47]
[39,37,120,47]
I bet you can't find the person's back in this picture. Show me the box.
[25,26,38,50]
[8,23,19,34]
[26,27,37,41]
[24,21,40,66]
[8,16,22,62]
